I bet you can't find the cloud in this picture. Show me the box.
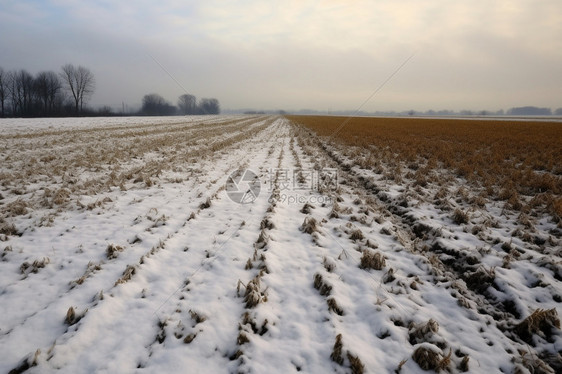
[1,0,561,111]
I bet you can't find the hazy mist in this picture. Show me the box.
[1,0,561,112]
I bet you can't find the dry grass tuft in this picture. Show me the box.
[115,265,136,285]
[0,222,18,236]
[464,266,496,294]
[244,277,263,308]
[237,331,250,345]
[330,334,344,365]
[327,297,344,316]
[183,333,197,344]
[199,197,212,210]
[241,311,269,336]
[552,198,562,220]
[301,217,319,235]
[329,202,340,218]
[65,306,76,325]
[5,199,29,217]
[459,355,470,372]
[514,349,556,374]
[229,349,243,361]
[72,261,102,286]
[323,257,336,272]
[64,306,86,326]
[437,349,452,372]
[452,208,469,225]
[245,258,253,270]
[260,217,274,230]
[359,250,386,270]
[347,352,365,374]
[313,273,332,296]
[255,230,268,249]
[383,268,396,284]
[8,348,40,374]
[409,319,439,344]
[20,257,50,274]
[189,310,207,325]
[515,308,560,344]
[156,319,167,344]
[300,203,315,214]
[349,229,364,241]
[412,344,444,371]
[106,244,124,259]
[395,358,408,373]
[52,188,70,205]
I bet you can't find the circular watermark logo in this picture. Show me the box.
[226,169,261,204]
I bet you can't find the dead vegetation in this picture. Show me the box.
[514,308,560,344]
[2,116,559,372]
[409,319,439,345]
[513,349,559,374]
[330,334,364,373]
[64,306,87,326]
[199,197,212,210]
[347,352,365,374]
[412,344,451,372]
[241,311,269,336]
[20,257,50,275]
[464,266,496,294]
[4,200,29,217]
[287,115,562,220]
[359,249,386,270]
[0,222,18,236]
[115,265,136,285]
[330,334,344,365]
[0,116,274,238]
[301,217,319,235]
[183,333,197,344]
[452,208,469,225]
[313,273,332,296]
[323,256,336,272]
[106,244,124,260]
[243,276,265,308]
[327,297,344,316]
[189,310,207,325]
[71,261,102,287]
[8,349,40,374]
[349,229,364,241]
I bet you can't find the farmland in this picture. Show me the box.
[0,115,561,373]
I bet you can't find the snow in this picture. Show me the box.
[0,115,560,373]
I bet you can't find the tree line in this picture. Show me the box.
[141,93,220,116]
[0,64,95,117]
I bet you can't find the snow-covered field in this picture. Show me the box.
[0,115,560,373]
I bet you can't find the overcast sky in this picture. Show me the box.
[1,0,561,112]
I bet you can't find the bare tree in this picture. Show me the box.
[198,98,220,115]
[178,94,197,115]
[60,64,95,113]
[5,71,17,116]
[7,70,34,116]
[35,71,62,115]
[0,67,6,117]
[141,93,176,116]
